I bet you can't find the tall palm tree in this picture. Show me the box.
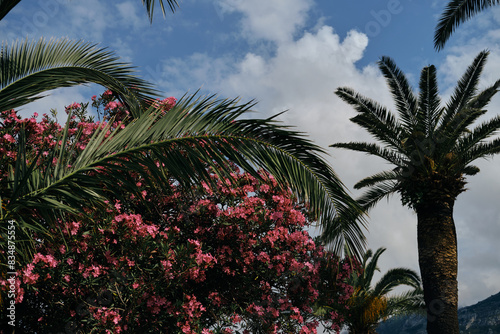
[434,0,500,50]
[329,50,500,334]
[344,248,424,334]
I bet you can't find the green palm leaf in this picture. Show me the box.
[378,56,418,130]
[335,88,406,152]
[374,268,422,296]
[438,50,488,135]
[434,0,500,50]
[331,142,404,167]
[142,0,180,22]
[386,287,426,317]
[354,180,399,212]
[417,65,441,136]
[455,115,500,158]
[0,38,158,116]
[362,248,384,289]
[354,170,400,190]
[461,138,500,164]
[2,95,366,263]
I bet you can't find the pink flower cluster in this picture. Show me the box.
[152,96,177,112]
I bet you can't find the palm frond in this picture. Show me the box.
[331,142,404,167]
[444,79,500,159]
[434,0,499,50]
[462,164,480,175]
[461,137,500,165]
[386,287,426,317]
[417,65,441,136]
[438,50,489,134]
[320,213,368,260]
[373,268,422,297]
[378,56,418,130]
[356,180,399,212]
[0,38,158,116]
[454,115,500,158]
[2,95,367,263]
[467,79,500,110]
[349,113,407,153]
[142,0,180,22]
[361,247,385,291]
[437,107,487,162]
[336,87,406,151]
[343,247,424,333]
[354,170,400,190]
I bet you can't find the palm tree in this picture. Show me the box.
[329,50,500,334]
[343,247,424,334]
[434,0,500,50]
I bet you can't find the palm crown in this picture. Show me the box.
[332,50,500,212]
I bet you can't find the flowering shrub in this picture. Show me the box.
[0,93,354,333]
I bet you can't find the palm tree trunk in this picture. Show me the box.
[416,198,459,334]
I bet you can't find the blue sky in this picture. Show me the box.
[2,0,500,308]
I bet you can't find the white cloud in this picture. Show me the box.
[215,27,390,169]
[115,1,149,32]
[218,0,314,43]
[61,0,109,41]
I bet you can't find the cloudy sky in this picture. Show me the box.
[2,0,500,308]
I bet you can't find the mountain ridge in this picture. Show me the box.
[376,291,500,334]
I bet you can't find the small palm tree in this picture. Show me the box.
[344,248,424,334]
[329,50,500,334]
[434,0,500,50]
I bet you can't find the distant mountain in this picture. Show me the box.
[376,292,500,334]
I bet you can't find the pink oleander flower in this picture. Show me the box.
[3,133,15,143]
[105,101,119,110]
[23,264,40,284]
[65,102,81,112]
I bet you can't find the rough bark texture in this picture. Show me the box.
[417,198,459,334]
